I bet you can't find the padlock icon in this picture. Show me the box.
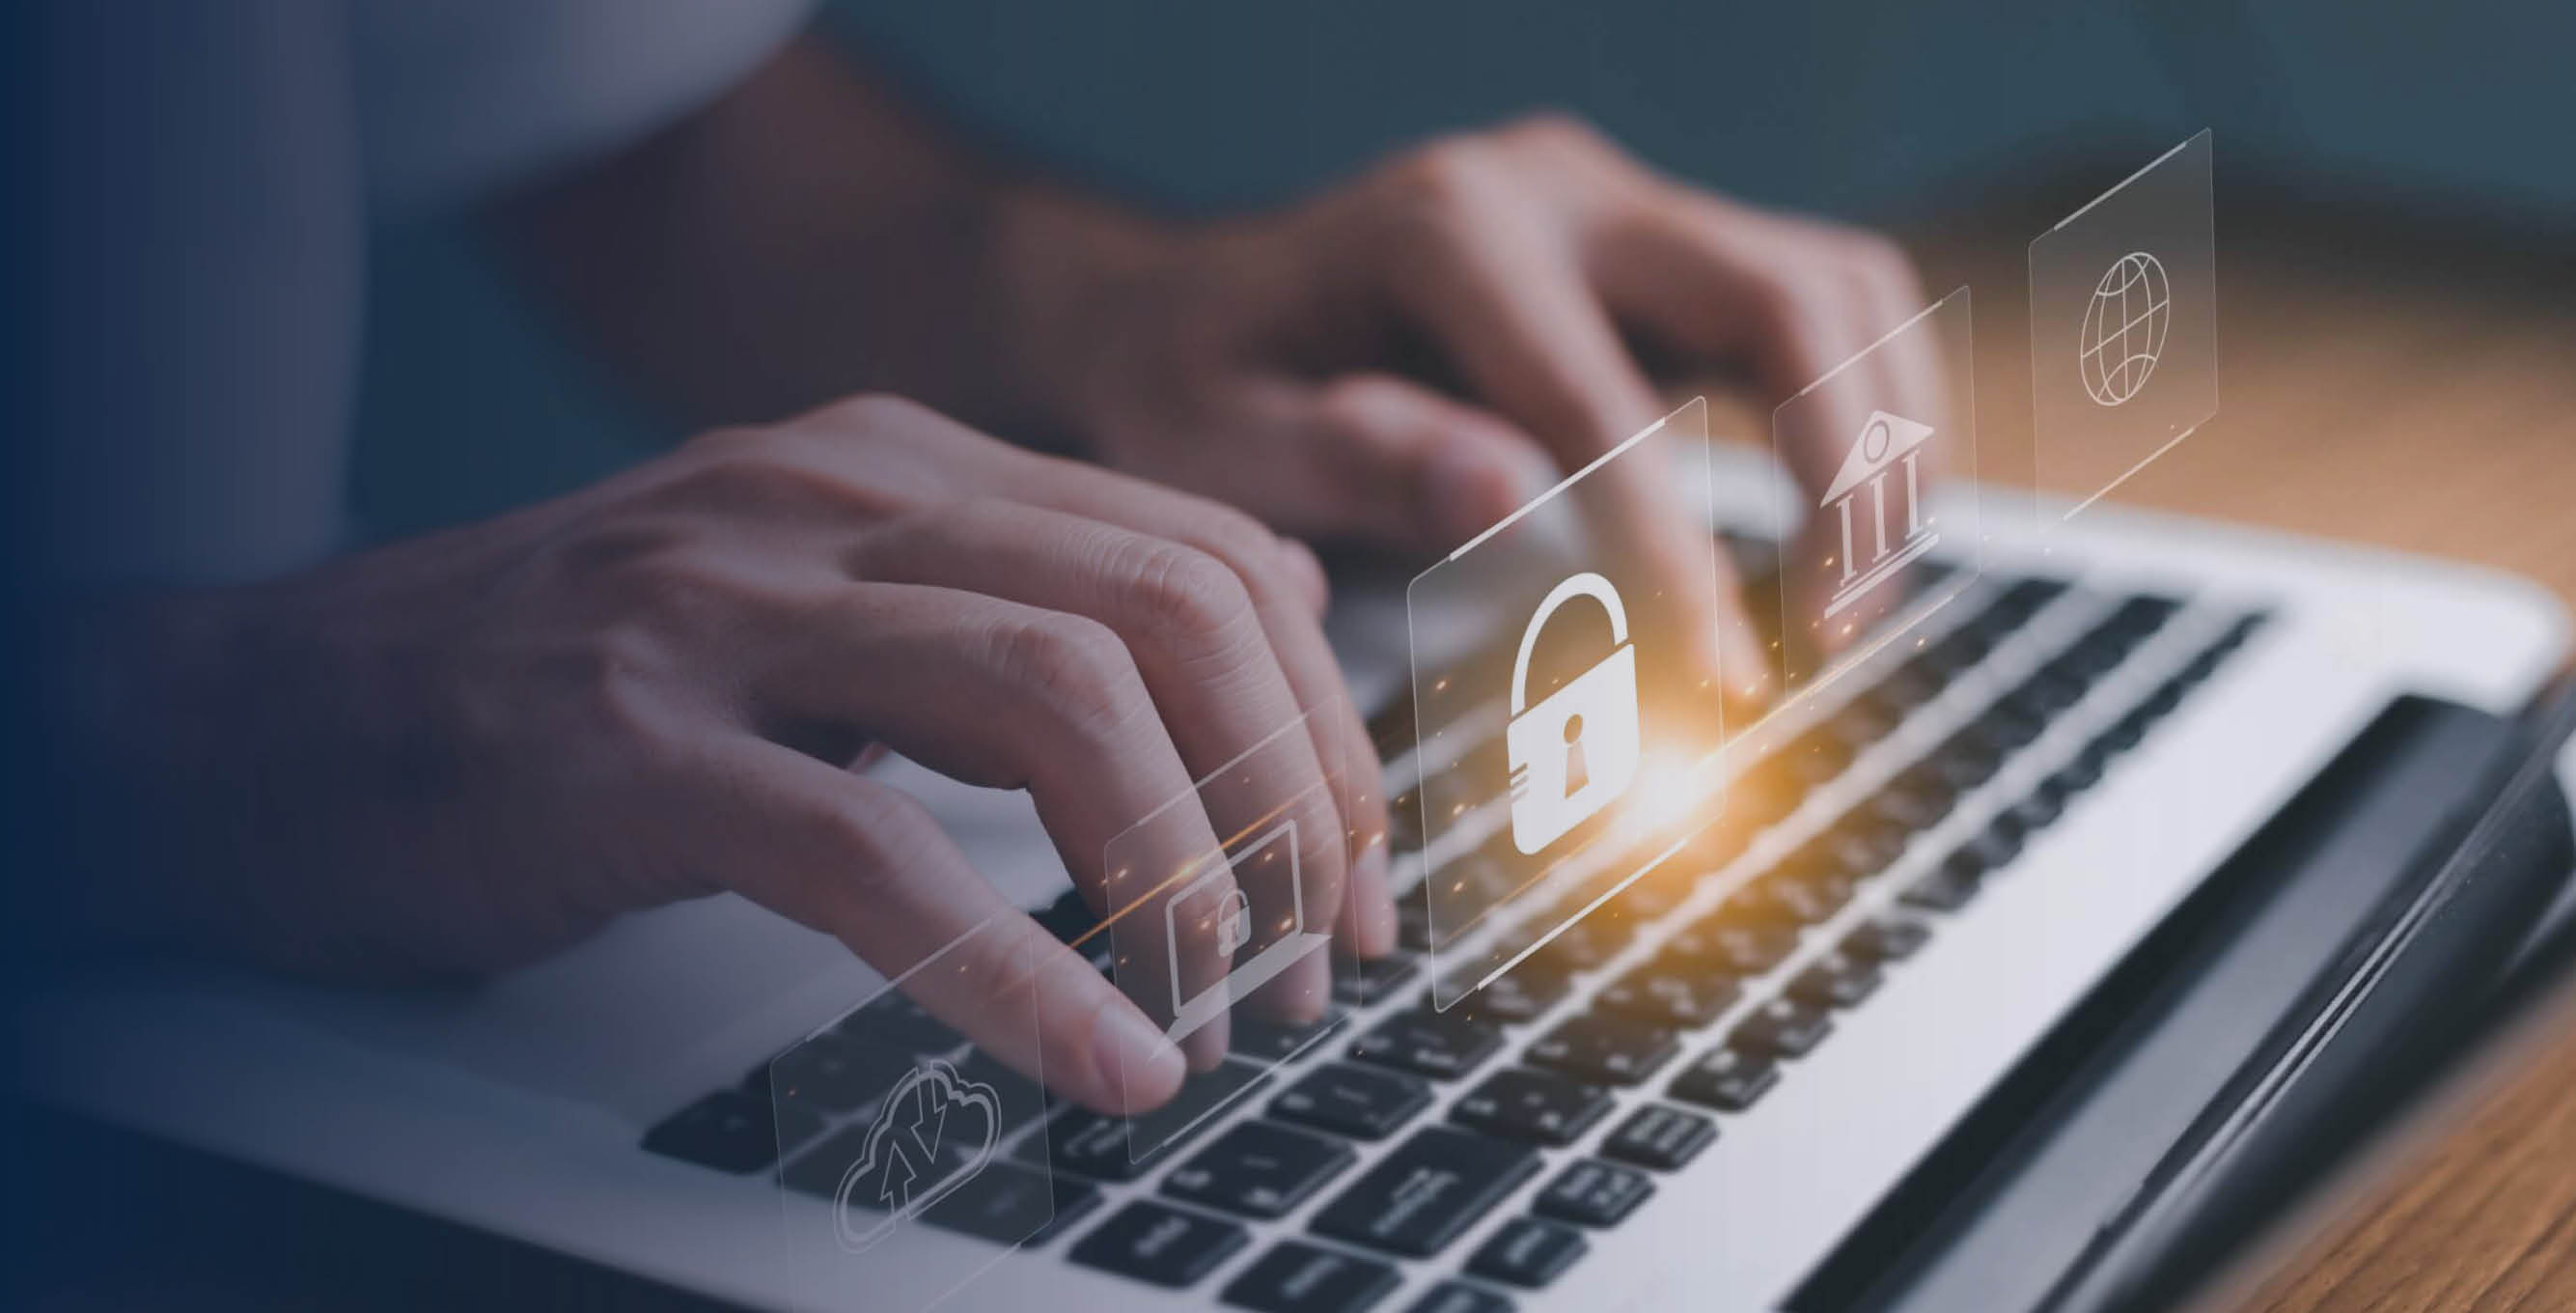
[1213,887,1253,957]
[1505,572,1642,854]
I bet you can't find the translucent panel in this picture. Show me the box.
[1404,398,1731,1009]
[766,914,1056,1309]
[1102,699,1360,1161]
[1770,289,1983,694]
[2031,129,2219,519]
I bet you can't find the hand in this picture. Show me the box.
[1004,115,1937,696]
[58,396,1393,1115]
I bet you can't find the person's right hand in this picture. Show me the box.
[67,395,1393,1116]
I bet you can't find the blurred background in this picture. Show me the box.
[355,0,2576,545]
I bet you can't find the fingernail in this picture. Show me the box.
[1093,1003,1184,1107]
[1275,535,1331,615]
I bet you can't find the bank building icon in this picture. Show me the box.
[1818,410,1938,619]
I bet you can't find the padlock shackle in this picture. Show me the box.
[1510,572,1630,715]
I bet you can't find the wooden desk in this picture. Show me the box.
[1907,222,2576,1311]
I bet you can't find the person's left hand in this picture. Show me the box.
[996,114,1934,696]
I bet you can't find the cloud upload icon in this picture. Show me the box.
[833,1058,1003,1252]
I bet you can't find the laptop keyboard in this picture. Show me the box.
[641,570,2267,1310]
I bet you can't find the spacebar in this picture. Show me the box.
[1309,1126,1540,1257]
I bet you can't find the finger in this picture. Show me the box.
[1246,372,1558,553]
[853,500,1344,1022]
[1275,534,1331,619]
[678,736,1185,1116]
[1600,201,1917,663]
[986,459,1400,960]
[741,582,1239,1068]
[1381,195,1750,693]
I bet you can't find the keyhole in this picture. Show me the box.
[1562,713,1590,797]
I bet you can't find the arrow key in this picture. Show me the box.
[1164,1121,1356,1219]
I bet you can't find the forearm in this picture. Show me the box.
[488,32,1157,438]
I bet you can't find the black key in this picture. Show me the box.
[1368,692,1421,760]
[1273,1063,1433,1142]
[1499,911,1628,973]
[1599,1103,1717,1171]
[2106,594,2180,639]
[1963,817,2026,870]
[1596,960,1740,1029]
[1730,997,1833,1059]
[1665,919,1798,976]
[2097,710,2151,753]
[1868,771,1955,832]
[923,1161,1101,1246]
[2007,669,2088,718]
[1526,1014,1681,1086]
[2050,751,2105,796]
[767,1033,924,1114]
[1404,1281,1518,1313]
[1310,1127,1542,1257]
[1787,951,1884,1009]
[1033,888,1103,947]
[1223,1242,1401,1313]
[1397,892,1435,952]
[1233,1010,1347,1063]
[1901,863,1980,913]
[1438,964,1572,1027]
[1736,870,1853,926]
[1814,817,1910,880]
[834,992,967,1059]
[953,1049,1053,1138]
[1670,1046,1781,1112]
[1070,1201,1250,1289]
[1029,1061,1267,1181]
[2060,635,2133,681]
[1335,952,1423,1007]
[1165,1121,1356,1219]
[1927,729,2006,791]
[1841,915,1929,964]
[2005,784,2064,834]
[1388,786,1427,853]
[643,1088,817,1174]
[1976,702,2047,750]
[1466,1217,1588,1289]
[1350,1009,1505,1080]
[1874,659,1945,711]
[1450,1068,1615,1147]
[1535,1159,1656,1227]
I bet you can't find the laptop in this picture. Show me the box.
[12,434,2566,1312]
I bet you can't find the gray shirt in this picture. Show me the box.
[29,0,813,587]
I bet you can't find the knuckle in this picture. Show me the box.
[818,391,941,433]
[983,612,1147,736]
[827,784,949,877]
[1115,541,1255,649]
[1503,110,1607,154]
[1387,138,1503,213]
[1181,503,1282,575]
[1316,374,1410,427]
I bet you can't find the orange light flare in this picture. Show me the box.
[1619,746,1721,839]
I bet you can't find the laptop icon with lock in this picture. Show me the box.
[1160,819,1328,1041]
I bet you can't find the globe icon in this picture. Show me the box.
[2079,251,2170,406]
